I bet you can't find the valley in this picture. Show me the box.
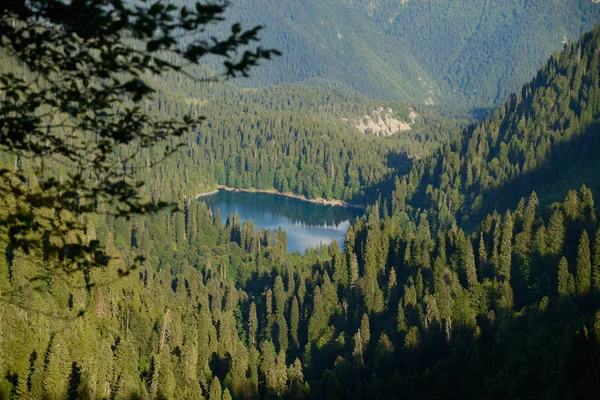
[0,2,600,400]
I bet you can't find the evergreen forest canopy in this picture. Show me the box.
[1,1,600,400]
[204,0,600,106]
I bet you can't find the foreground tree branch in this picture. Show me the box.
[0,0,279,278]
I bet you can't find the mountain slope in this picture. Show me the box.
[388,25,600,229]
[3,29,600,398]
[212,0,440,102]
[192,0,600,106]
[373,0,600,105]
[3,13,600,400]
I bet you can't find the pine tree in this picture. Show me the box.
[576,231,592,295]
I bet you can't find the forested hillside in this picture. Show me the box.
[0,48,460,207]
[1,183,599,398]
[387,26,600,231]
[80,58,461,204]
[343,0,600,105]
[1,20,600,400]
[200,0,600,106]
[133,83,459,204]
[195,0,439,102]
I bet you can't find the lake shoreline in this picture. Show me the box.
[196,185,366,210]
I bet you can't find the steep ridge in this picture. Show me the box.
[387,26,600,230]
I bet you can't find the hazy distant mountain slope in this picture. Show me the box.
[170,0,600,106]
[206,0,599,106]
[216,0,439,102]
[342,0,600,105]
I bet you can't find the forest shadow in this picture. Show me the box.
[402,292,600,399]
[302,291,600,399]
[349,151,413,207]
[463,119,600,230]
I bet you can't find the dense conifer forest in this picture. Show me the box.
[1,2,600,400]
[212,0,600,105]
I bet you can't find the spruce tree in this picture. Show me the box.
[275,314,289,354]
[331,240,348,288]
[248,302,258,348]
[465,241,478,289]
[360,314,370,351]
[397,302,407,333]
[374,333,395,376]
[43,336,70,400]
[290,296,300,349]
[209,377,222,400]
[564,190,580,220]
[558,257,573,297]
[274,276,286,317]
[592,228,600,293]
[498,211,513,281]
[576,231,592,295]
[523,192,538,234]
[307,288,326,344]
[478,232,488,271]
[265,288,274,341]
[547,210,565,256]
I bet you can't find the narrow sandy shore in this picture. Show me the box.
[196,185,365,210]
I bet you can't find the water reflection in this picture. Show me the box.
[201,190,363,253]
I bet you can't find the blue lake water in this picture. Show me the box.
[201,190,363,253]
